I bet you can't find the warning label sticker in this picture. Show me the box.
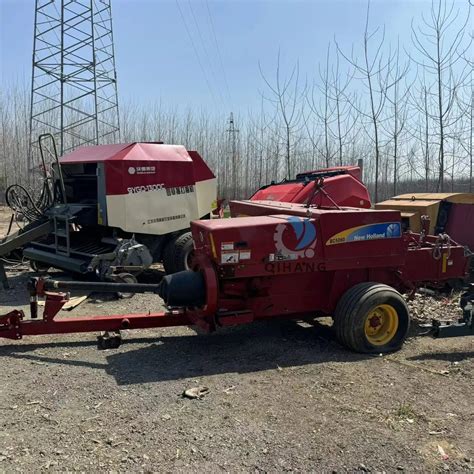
[221,251,239,264]
[239,250,251,260]
[221,242,234,251]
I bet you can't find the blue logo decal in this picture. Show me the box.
[287,216,317,250]
[274,217,317,259]
[326,222,401,245]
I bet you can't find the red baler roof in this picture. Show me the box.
[60,142,192,164]
[59,142,215,182]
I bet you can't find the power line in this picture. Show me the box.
[186,0,227,111]
[205,0,232,109]
[175,0,219,111]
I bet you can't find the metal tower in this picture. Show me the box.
[29,0,120,163]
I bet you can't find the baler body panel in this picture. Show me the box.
[59,142,217,235]
[250,166,371,209]
[193,208,405,279]
[191,205,469,320]
[445,204,474,251]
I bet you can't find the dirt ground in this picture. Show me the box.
[0,208,473,472]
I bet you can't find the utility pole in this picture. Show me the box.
[29,0,120,167]
[226,112,239,199]
[357,158,364,183]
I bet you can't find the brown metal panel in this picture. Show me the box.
[392,192,474,204]
[375,200,440,233]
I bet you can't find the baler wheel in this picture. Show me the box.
[162,232,194,274]
[97,331,122,350]
[112,272,137,299]
[30,260,50,274]
[334,283,410,353]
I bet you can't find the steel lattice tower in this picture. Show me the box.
[29,0,120,161]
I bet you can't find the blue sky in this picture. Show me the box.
[0,0,468,115]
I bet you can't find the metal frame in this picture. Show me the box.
[0,277,197,343]
[29,0,120,169]
[428,285,474,338]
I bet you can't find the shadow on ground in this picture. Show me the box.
[407,350,474,362]
[0,320,375,385]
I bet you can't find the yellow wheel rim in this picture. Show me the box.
[364,304,399,346]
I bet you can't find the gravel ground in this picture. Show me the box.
[0,208,473,472]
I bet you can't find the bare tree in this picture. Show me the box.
[306,44,337,167]
[259,51,305,178]
[1,0,473,202]
[468,87,473,192]
[410,0,472,191]
[329,48,357,166]
[337,1,397,201]
[382,41,410,195]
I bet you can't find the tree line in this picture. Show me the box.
[0,0,472,204]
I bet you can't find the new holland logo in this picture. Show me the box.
[326,222,401,245]
[273,216,317,260]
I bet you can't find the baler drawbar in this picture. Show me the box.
[1,203,472,353]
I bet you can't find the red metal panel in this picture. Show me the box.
[187,150,216,182]
[59,143,134,163]
[318,210,404,261]
[192,208,406,282]
[104,158,195,196]
[310,175,371,208]
[59,142,209,196]
[402,245,469,282]
[250,172,370,208]
[251,182,305,202]
[445,203,474,250]
[191,207,469,323]
[60,142,188,164]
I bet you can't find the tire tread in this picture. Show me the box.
[334,282,410,353]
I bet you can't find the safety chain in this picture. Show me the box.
[432,233,451,260]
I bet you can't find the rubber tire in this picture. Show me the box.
[30,260,50,273]
[162,232,194,274]
[97,334,122,350]
[333,282,410,354]
[111,272,137,299]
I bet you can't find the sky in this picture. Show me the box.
[0,0,471,116]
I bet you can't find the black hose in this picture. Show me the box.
[39,271,207,308]
[5,181,53,223]
[43,279,163,294]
